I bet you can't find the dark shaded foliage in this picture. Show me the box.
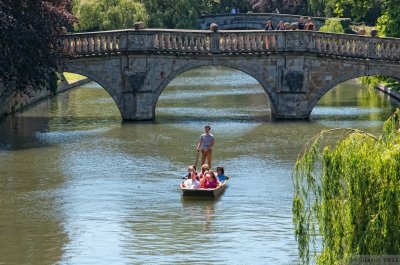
[248,0,306,14]
[0,0,76,96]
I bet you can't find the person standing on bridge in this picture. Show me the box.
[197,125,215,168]
[305,17,316,31]
[265,20,275,31]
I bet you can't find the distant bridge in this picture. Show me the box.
[61,29,400,121]
[198,13,351,30]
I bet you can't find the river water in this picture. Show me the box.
[0,67,398,265]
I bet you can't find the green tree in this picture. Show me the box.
[319,18,344,33]
[248,0,307,14]
[0,0,76,96]
[73,0,148,31]
[293,109,400,264]
[376,0,400,38]
[142,0,233,29]
[326,0,382,25]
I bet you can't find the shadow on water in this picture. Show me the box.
[0,116,50,150]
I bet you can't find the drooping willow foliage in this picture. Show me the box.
[293,109,400,265]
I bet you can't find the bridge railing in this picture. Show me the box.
[61,29,400,61]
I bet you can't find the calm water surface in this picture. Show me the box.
[0,67,398,265]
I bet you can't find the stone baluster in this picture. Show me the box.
[230,34,235,51]
[220,34,226,51]
[265,34,271,50]
[161,34,167,51]
[253,34,259,51]
[245,35,251,51]
[219,35,225,51]
[315,36,322,52]
[163,34,169,50]
[336,37,343,54]
[69,38,75,53]
[171,34,177,51]
[193,35,199,51]
[154,34,160,50]
[232,34,238,51]
[87,36,93,52]
[177,35,183,50]
[389,42,396,58]
[305,34,313,51]
[248,34,254,51]
[345,38,351,55]
[203,35,208,51]
[227,34,232,51]
[99,35,105,52]
[271,34,278,50]
[395,42,400,59]
[331,37,338,55]
[94,36,100,52]
[263,33,269,51]
[82,37,88,53]
[236,35,242,51]
[107,35,112,51]
[182,35,188,51]
[77,37,83,53]
[359,39,366,57]
[188,34,194,51]
[197,35,203,51]
[384,41,390,58]
[111,35,117,51]
[262,33,269,51]
[200,35,206,51]
[103,35,108,51]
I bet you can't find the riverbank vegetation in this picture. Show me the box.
[293,109,400,264]
[73,0,251,30]
[319,18,344,33]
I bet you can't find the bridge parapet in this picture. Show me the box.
[62,29,400,61]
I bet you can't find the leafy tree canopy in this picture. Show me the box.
[319,18,344,33]
[143,0,250,29]
[248,0,307,15]
[0,0,76,95]
[376,0,400,38]
[73,0,148,31]
[293,109,400,264]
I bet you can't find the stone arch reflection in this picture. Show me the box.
[311,76,400,122]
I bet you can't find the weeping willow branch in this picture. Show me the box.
[293,108,400,265]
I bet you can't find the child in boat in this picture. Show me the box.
[182,169,200,189]
[216,166,228,182]
[200,171,221,189]
[199,163,209,180]
[183,165,197,180]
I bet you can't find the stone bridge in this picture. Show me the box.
[62,29,400,121]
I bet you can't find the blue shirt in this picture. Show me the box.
[218,174,227,182]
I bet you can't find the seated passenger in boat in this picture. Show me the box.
[200,171,221,189]
[216,166,227,183]
[198,163,210,179]
[182,168,200,189]
[183,165,197,180]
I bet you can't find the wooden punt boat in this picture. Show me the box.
[180,180,228,198]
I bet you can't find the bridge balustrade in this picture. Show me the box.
[62,29,400,61]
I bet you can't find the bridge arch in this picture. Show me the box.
[153,61,278,117]
[61,67,123,118]
[308,67,400,114]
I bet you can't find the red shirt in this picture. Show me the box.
[204,177,218,188]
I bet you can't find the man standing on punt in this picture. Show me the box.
[197,125,215,168]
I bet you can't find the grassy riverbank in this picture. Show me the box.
[63,72,86,84]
